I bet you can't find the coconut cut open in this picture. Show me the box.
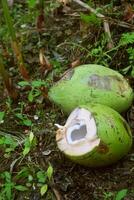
[56,108,100,157]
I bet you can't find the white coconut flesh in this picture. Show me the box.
[56,108,100,156]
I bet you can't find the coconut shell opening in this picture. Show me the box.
[67,124,87,144]
[56,108,100,156]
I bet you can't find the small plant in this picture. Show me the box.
[36,165,53,196]
[18,80,47,102]
[80,13,102,27]
[114,189,128,200]
[119,32,134,46]
[27,0,37,9]
[0,171,28,200]
[8,164,54,197]
[22,131,36,156]
[15,113,32,127]
[103,191,114,200]
[0,134,18,157]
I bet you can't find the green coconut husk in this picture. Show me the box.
[56,104,132,167]
[49,64,133,113]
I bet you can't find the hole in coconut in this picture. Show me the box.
[66,121,87,145]
[71,124,87,142]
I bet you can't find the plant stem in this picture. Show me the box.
[1,0,30,80]
[0,54,18,99]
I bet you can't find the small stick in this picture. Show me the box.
[72,0,114,49]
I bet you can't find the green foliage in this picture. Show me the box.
[47,165,53,181]
[15,113,32,126]
[103,191,114,200]
[0,111,5,123]
[127,47,134,63]
[40,184,48,196]
[0,171,28,200]
[119,32,134,46]
[18,80,47,102]
[115,189,128,200]
[36,165,53,197]
[23,131,36,156]
[1,165,53,198]
[0,135,18,155]
[103,189,129,200]
[80,13,101,26]
[27,0,37,8]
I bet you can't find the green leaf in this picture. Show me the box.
[0,111,5,122]
[15,113,23,120]
[37,171,47,183]
[27,0,37,8]
[80,13,101,26]
[119,32,134,46]
[23,119,32,126]
[4,136,17,146]
[5,147,14,153]
[47,165,53,181]
[28,174,33,182]
[23,146,30,156]
[29,131,34,143]
[14,185,28,191]
[0,137,5,145]
[28,90,34,102]
[40,184,48,196]
[115,189,128,200]
[31,80,46,87]
[28,88,41,102]
[4,183,13,200]
[18,81,30,87]
[16,167,29,179]
[23,139,30,156]
[1,171,11,183]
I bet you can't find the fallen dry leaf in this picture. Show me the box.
[57,0,71,5]
[71,59,81,68]
[124,3,134,22]
[36,10,45,31]
[19,64,30,80]
[39,48,52,73]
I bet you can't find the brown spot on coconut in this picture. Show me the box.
[55,104,132,167]
[97,141,109,154]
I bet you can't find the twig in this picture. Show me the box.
[52,187,62,200]
[72,0,114,49]
[108,18,134,29]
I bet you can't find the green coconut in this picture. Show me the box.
[56,104,132,167]
[49,64,133,113]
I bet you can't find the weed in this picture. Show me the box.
[80,13,102,27]
[114,189,128,200]
[103,191,114,200]
[22,131,36,156]
[0,112,5,124]
[18,79,47,103]
[15,113,32,127]
[0,171,28,200]
[0,134,18,157]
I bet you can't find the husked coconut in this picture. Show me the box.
[49,64,133,113]
[56,104,132,167]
